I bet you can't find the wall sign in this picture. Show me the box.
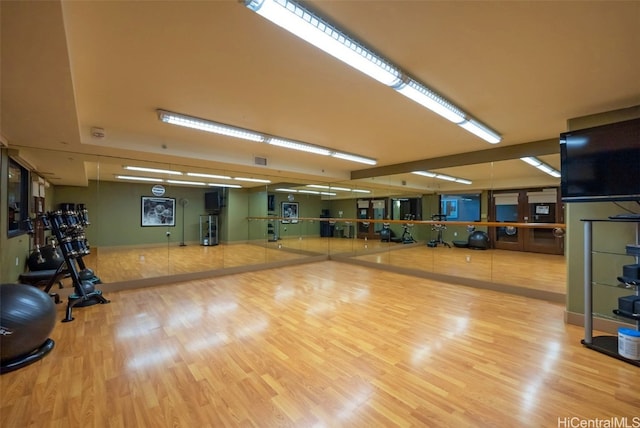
[151,184,166,196]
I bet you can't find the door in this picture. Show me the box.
[490,188,563,255]
[357,199,386,240]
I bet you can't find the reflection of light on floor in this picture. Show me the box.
[521,341,560,413]
[206,300,238,315]
[411,315,467,365]
[306,301,336,316]
[167,306,204,328]
[274,286,295,302]
[116,312,161,339]
[186,333,229,352]
[337,384,374,420]
[234,317,268,339]
[127,347,176,370]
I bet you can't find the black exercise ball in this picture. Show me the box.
[0,284,56,365]
[468,231,490,250]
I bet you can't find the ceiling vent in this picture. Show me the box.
[254,156,267,166]
[91,127,106,139]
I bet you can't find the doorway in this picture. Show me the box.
[357,199,387,240]
[489,188,564,255]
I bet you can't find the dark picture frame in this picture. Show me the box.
[281,201,298,224]
[141,196,176,227]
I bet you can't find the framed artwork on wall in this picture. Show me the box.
[281,201,298,224]
[141,196,176,227]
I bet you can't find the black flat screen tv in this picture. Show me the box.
[205,190,222,213]
[560,117,640,202]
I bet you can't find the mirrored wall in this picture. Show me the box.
[20,147,565,301]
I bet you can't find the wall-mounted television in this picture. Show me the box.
[560,117,640,202]
[205,189,223,213]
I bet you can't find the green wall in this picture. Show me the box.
[54,180,211,247]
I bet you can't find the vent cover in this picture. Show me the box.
[254,156,267,166]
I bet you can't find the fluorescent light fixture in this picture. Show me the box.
[207,183,243,188]
[412,171,437,178]
[351,189,371,193]
[268,138,332,155]
[245,0,401,86]
[320,192,337,196]
[459,119,501,144]
[307,184,352,191]
[454,178,473,185]
[187,172,232,180]
[275,188,298,192]
[244,0,501,144]
[436,174,457,182]
[332,152,377,165]
[298,189,320,194]
[158,109,377,165]
[520,157,561,178]
[234,177,271,183]
[158,110,264,142]
[412,170,472,185]
[395,79,465,124]
[124,166,182,175]
[116,175,164,182]
[166,179,206,186]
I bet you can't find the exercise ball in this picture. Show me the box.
[1,284,56,372]
[468,231,490,250]
[27,245,64,271]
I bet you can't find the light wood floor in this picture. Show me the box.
[2,261,637,427]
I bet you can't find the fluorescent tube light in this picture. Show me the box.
[395,79,465,124]
[234,177,272,183]
[245,0,401,86]
[166,180,206,186]
[207,183,243,188]
[158,110,264,142]
[412,171,437,178]
[520,156,561,178]
[187,172,232,180]
[116,175,164,182]
[413,170,472,185]
[351,189,371,193]
[124,166,182,175]
[268,138,332,155]
[459,119,501,144]
[159,109,377,164]
[332,152,377,165]
[307,184,352,191]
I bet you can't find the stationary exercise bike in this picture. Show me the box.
[400,214,417,244]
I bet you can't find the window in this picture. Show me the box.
[439,193,481,222]
[7,158,29,237]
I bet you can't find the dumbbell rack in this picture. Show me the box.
[41,205,109,322]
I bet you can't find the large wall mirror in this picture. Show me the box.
[7,145,564,301]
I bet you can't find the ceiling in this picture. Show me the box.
[2,1,639,196]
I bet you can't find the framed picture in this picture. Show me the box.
[281,201,298,224]
[441,199,458,219]
[141,196,176,227]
